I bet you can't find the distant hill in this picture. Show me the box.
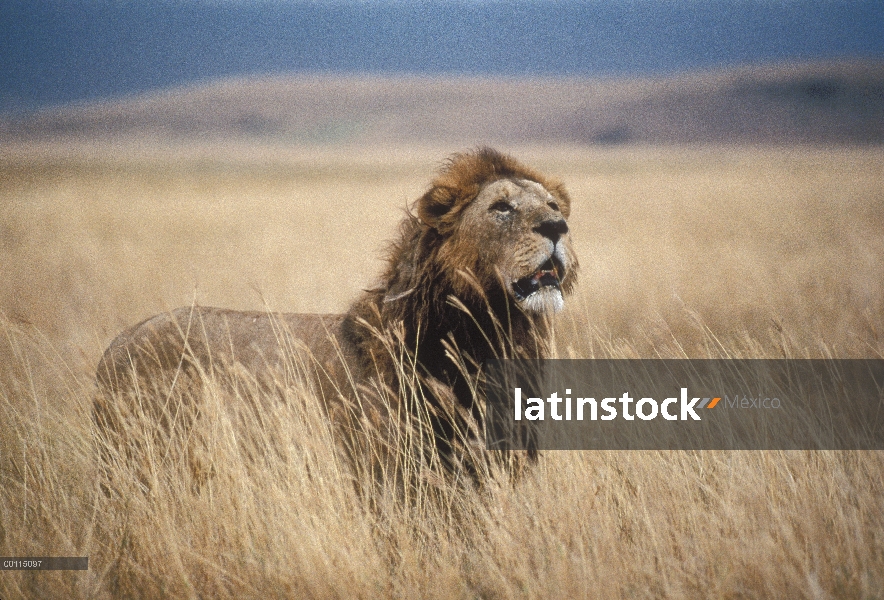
[2,61,882,146]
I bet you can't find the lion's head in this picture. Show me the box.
[346,148,578,371]
[429,177,576,316]
[376,148,577,314]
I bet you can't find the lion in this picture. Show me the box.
[94,148,578,483]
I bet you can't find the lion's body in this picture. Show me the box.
[95,148,577,479]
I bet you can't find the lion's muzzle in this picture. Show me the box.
[512,254,565,301]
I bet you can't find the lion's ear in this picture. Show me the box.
[416,186,457,229]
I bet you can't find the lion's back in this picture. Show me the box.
[96,306,349,398]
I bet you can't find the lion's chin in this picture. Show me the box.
[519,287,565,314]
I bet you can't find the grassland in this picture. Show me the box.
[1,140,883,598]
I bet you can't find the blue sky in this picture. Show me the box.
[1,0,882,111]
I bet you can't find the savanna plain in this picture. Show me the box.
[1,140,883,598]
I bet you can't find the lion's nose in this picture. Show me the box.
[534,219,569,243]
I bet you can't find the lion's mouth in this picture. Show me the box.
[512,257,564,301]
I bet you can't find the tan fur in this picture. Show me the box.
[95,148,578,477]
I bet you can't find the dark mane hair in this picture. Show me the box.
[339,149,574,468]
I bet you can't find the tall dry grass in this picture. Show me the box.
[1,141,883,598]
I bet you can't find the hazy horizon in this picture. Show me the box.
[2,0,883,113]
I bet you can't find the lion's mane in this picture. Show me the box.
[340,149,577,464]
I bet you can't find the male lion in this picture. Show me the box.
[95,148,578,481]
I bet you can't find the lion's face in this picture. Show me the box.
[438,177,577,314]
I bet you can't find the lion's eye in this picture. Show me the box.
[490,201,514,213]
[548,201,560,212]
